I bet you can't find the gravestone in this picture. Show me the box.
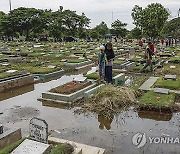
[154,88,170,94]
[29,117,48,144]
[164,75,176,80]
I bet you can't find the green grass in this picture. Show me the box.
[154,77,180,90]
[0,72,12,79]
[67,59,86,63]
[50,143,74,154]
[159,64,180,78]
[139,91,175,107]
[113,60,125,65]
[0,138,24,154]
[170,57,180,63]
[85,71,120,80]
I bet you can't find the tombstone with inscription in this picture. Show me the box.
[29,117,48,144]
[11,118,50,154]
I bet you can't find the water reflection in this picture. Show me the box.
[138,110,173,121]
[98,113,114,130]
[0,84,34,101]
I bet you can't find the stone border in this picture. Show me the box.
[0,74,34,92]
[63,60,92,68]
[48,137,105,154]
[33,69,64,79]
[0,128,22,149]
[42,83,97,102]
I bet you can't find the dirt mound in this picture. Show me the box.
[74,85,137,118]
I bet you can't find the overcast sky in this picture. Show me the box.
[0,0,180,29]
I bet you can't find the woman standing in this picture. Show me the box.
[105,42,115,83]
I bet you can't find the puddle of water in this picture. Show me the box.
[0,72,180,153]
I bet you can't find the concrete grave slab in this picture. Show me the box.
[47,65,56,69]
[11,139,50,154]
[6,70,18,73]
[84,84,105,98]
[170,66,176,69]
[154,88,170,94]
[139,77,159,91]
[73,77,87,82]
[164,75,176,80]
[113,73,125,86]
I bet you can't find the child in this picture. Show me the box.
[98,45,107,81]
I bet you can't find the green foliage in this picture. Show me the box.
[132,3,169,38]
[139,91,175,107]
[130,27,142,39]
[89,21,110,39]
[161,17,180,37]
[111,19,127,38]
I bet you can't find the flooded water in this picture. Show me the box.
[1,71,180,153]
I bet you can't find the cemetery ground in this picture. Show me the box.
[0,40,180,153]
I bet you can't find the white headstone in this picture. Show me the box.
[29,117,48,144]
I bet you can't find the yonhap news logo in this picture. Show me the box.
[132,133,180,149]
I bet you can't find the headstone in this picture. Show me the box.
[170,66,176,69]
[73,77,87,82]
[60,59,67,62]
[29,117,48,144]
[6,70,18,73]
[47,65,56,69]
[0,124,3,134]
[154,88,169,94]
[164,75,176,80]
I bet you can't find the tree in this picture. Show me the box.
[62,10,90,37]
[132,3,170,38]
[161,17,180,37]
[3,7,43,39]
[130,27,142,39]
[89,21,109,39]
[111,19,127,38]
[0,11,6,37]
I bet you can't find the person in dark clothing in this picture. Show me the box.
[104,42,115,83]
[140,42,153,73]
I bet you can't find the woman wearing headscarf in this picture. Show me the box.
[105,42,115,83]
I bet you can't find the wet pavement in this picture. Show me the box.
[1,69,180,153]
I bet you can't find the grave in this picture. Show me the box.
[164,75,176,80]
[11,139,50,154]
[112,73,125,86]
[84,84,105,98]
[11,117,50,154]
[42,82,97,102]
[0,127,22,149]
[29,117,48,144]
[125,62,135,71]
[139,77,159,91]
[0,73,34,92]
[154,88,170,94]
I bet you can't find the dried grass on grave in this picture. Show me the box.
[74,85,137,118]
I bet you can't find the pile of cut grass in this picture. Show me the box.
[74,85,137,118]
